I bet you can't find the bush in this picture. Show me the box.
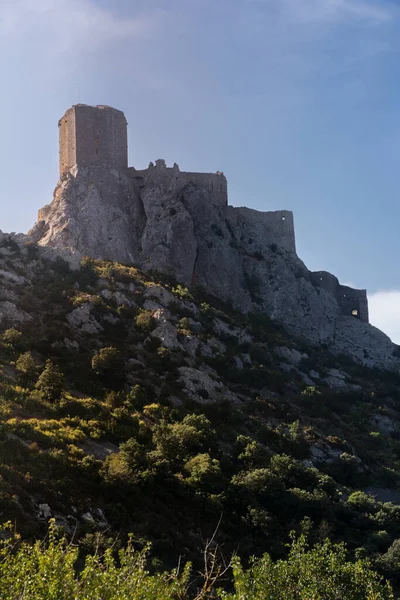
[347,491,377,513]
[172,285,193,301]
[2,328,23,349]
[184,453,222,491]
[379,539,400,578]
[135,310,155,332]
[91,347,122,383]
[153,414,215,466]
[125,385,148,410]
[0,520,190,599]
[220,534,394,599]
[0,521,393,599]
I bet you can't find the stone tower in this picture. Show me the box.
[58,104,128,176]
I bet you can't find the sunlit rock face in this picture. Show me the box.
[27,157,398,372]
[26,103,396,368]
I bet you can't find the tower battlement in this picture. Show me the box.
[59,105,228,205]
[59,104,128,175]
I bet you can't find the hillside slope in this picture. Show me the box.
[0,233,400,586]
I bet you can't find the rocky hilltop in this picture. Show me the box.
[28,158,396,371]
[25,104,398,370]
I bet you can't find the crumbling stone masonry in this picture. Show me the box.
[59,105,128,174]
[57,104,369,324]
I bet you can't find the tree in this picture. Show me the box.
[2,328,23,349]
[35,360,64,402]
[125,385,148,410]
[15,351,37,385]
[347,491,377,513]
[91,346,122,386]
[184,453,222,491]
[379,539,400,578]
[152,414,214,466]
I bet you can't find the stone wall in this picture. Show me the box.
[228,206,296,254]
[59,107,77,176]
[311,271,369,323]
[59,105,128,175]
[128,160,228,206]
[337,283,369,322]
[179,172,227,206]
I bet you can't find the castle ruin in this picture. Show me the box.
[57,104,369,324]
[59,105,228,206]
[59,105,128,174]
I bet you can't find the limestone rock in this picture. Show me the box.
[277,347,307,366]
[28,162,400,371]
[178,366,234,404]
[151,322,182,351]
[332,316,398,371]
[180,334,200,357]
[67,303,103,334]
[0,301,32,324]
[38,503,52,519]
[143,285,175,308]
[324,368,348,388]
[0,270,29,285]
[212,318,252,345]
[30,166,145,265]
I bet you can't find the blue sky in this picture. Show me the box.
[0,0,399,340]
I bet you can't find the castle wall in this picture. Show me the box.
[311,271,369,323]
[59,105,128,176]
[128,162,228,206]
[179,172,228,206]
[229,207,296,254]
[59,107,77,176]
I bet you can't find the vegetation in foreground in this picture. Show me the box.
[0,521,394,599]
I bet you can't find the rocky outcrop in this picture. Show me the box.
[30,165,145,264]
[28,161,399,370]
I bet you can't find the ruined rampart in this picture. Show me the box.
[228,206,296,254]
[128,160,228,207]
[311,271,369,322]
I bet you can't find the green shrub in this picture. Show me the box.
[125,385,148,410]
[172,285,193,301]
[152,414,215,466]
[220,534,394,599]
[184,453,222,491]
[347,491,377,513]
[2,328,23,349]
[0,520,190,599]
[91,347,121,379]
[135,310,155,332]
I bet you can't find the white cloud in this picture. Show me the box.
[250,0,393,24]
[368,290,400,344]
[0,0,163,56]
[291,0,391,23]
